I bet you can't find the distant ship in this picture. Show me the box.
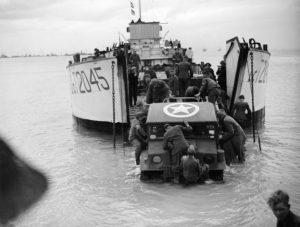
[66,4,270,133]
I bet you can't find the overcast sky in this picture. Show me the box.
[0,0,299,56]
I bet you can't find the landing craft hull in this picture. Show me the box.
[66,35,270,132]
[66,57,129,132]
[225,37,270,125]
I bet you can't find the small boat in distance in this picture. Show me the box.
[66,5,270,134]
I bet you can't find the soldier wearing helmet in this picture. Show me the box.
[179,144,209,184]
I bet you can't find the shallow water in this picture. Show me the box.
[0,51,299,226]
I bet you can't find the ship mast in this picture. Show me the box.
[138,0,142,21]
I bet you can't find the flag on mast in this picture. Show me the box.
[130,1,135,15]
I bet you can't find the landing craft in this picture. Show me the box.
[225,37,270,125]
[66,3,270,134]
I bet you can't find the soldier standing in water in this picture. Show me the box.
[217,111,246,166]
[231,95,252,129]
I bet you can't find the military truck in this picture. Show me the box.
[140,99,226,182]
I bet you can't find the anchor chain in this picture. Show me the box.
[250,52,254,78]
[250,51,255,143]
[249,52,262,151]
[112,61,116,148]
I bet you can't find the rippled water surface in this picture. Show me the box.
[0,51,299,227]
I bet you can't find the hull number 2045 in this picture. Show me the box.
[70,67,110,94]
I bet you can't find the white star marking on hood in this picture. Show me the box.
[170,104,193,114]
[163,103,199,118]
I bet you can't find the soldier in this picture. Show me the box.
[179,144,209,185]
[168,69,179,97]
[172,48,183,64]
[231,95,252,129]
[148,66,157,79]
[184,86,199,98]
[203,62,216,81]
[94,48,100,58]
[163,121,192,183]
[217,111,246,166]
[145,79,170,104]
[216,60,227,92]
[195,68,221,104]
[267,190,300,227]
[129,112,147,165]
[128,66,138,107]
[185,47,193,63]
[143,73,151,92]
[176,57,193,97]
[129,50,141,76]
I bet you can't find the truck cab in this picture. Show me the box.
[140,100,226,182]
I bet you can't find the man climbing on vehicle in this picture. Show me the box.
[195,68,222,105]
[163,121,192,183]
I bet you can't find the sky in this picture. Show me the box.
[0,0,299,56]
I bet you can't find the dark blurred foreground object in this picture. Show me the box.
[0,137,48,225]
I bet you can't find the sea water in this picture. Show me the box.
[0,50,299,227]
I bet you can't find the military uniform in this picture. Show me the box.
[199,76,221,104]
[277,211,300,227]
[129,52,141,78]
[128,67,138,106]
[168,75,179,97]
[172,51,183,64]
[129,53,140,67]
[180,155,209,184]
[176,61,193,97]
[218,113,246,165]
[145,79,170,104]
[216,65,227,92]
[231,101,251,129]
[163,125,192,179]
[129,116,147,165]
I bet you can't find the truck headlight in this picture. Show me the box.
[152,155,162,164]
